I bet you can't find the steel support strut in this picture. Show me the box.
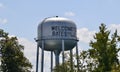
[51,51,53,72]
[41,40,44,72]
[76,43,79,71]
[36,44,39,72]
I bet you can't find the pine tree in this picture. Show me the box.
[89,24,120,72]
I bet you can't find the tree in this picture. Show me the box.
[0,29,32,72]
[89,24,120,72]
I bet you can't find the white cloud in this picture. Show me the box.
[108,24,120,60]
[77,28,96,43]
[18,38,36,71]
[108,24,120,35]
[0,3,7,24]
[77,24,120,43]
[18,37,52,72]
[0,18,8,24]
[64,12,75,17]
[0,3,4,8]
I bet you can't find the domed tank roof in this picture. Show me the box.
[37,16,78,51]
[43,16,74,22]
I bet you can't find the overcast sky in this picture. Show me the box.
[1,0,120,72]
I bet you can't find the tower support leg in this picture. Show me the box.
[62,40,65,64]
[76,43,79,71]
[61,40,66,71]
[70,50,73,72]
[36,44,39,72]
[41,40,44,72]
[51,51,53,72]
[54,50,60,66]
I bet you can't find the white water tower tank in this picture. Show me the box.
[37,16,77,51]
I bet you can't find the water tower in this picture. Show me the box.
[35,16,79,72]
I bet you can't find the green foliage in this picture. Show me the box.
[89,24,120,72]
[53,24,120,72]
[54,52,77,72]
[0,29,32,72]
[54,61,76,72]
[77,51,98,72]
